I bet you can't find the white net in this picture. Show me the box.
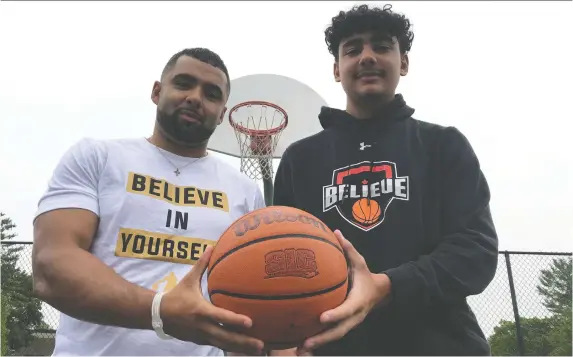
[229,102,287,181]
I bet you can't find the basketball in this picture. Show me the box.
[352,198,381,225]
[207,206,349,349]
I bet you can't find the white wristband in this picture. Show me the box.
[151,292,173,340]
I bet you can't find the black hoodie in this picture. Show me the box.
[272,95,499,356]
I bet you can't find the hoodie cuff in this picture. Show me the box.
[383,262,425,310]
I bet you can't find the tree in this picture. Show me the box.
[488,317,554,356]
[547,305,572,356]
[489,257,572,356]
[537,258,572,315]
[539,257,572,356]
[1,293,8,356]
[1,212,46,354]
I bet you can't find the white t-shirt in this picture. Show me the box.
[35,137,266,356]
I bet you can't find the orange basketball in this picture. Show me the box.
[352,198,381,225]
[207,206,349,349]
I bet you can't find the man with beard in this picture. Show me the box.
[273,4,498,356]
[32,48,266,356]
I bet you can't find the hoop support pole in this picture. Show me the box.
[263,176,274,206]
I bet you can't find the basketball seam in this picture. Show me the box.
[207,233,343,278]
[209,278,347,300]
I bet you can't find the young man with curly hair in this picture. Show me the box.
[273,4,499,356]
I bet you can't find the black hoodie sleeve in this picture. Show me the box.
[383,127,498,311]
[273,150,296,208]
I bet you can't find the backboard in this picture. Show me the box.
[208,73,328,159]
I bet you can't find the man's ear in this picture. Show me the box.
[218,107,227,125]
[400,54,409,76]
[334,62,341,82]
[151,81,161,105]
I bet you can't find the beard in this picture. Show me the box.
[156,108,216,147]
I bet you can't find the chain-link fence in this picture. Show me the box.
[467,251,572,356]
[1,242,572,356]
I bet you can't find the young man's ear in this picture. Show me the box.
[334,62,341,82]
[400,54,409,76]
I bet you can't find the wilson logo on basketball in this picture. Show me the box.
[322,161,409,232]
[233,210,328,237]
[264,248,319,279]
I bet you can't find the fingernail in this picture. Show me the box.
[322,313,330,322]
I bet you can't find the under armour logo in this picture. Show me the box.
[359,142,372,150]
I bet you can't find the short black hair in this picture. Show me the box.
[161,47,231,90]
[325,4,414,61]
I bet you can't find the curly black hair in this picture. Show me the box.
[161,47,230,89]
[325,4,414,60]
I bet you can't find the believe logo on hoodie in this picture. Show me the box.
[322,160,409,231]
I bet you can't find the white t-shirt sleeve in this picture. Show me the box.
[251,184,266,211]
[35,138,107,220]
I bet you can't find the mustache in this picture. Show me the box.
[176,108,205,122]
[356,69,385,78]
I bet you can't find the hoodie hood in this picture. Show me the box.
[318,94,415,130]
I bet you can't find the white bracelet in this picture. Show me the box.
[151,292,173,340]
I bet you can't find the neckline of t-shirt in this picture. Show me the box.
[141,137,213,163]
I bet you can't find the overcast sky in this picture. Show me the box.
[1,0,571,339]
[1,1,571,254]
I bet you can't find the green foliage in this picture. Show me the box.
[1,212,46,354]
[547,306,572,356]
[489,317,553,356]
[1,294,8,356]
[489,257,572,356]
[538,258,572,315]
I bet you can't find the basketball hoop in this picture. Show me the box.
[228,101,288,181]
